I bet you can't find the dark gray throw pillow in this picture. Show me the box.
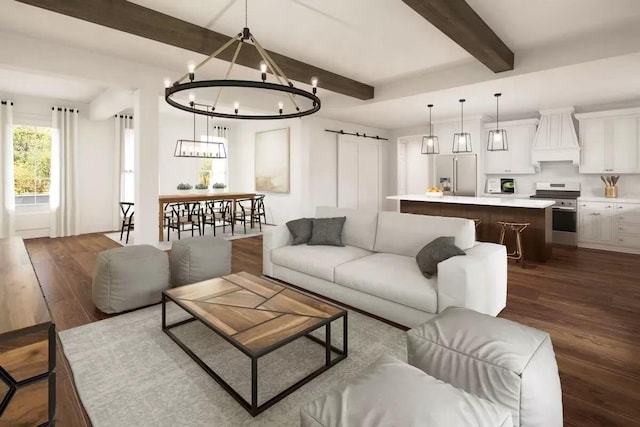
[308,217,347,246]
[286,218,313,245]
[416,236,466,278]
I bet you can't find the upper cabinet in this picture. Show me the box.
[483,119,538,174]
[575,108,640,174]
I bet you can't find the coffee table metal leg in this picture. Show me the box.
[251,357,258,415]
[325,323,331,366]
[343,312,348,357]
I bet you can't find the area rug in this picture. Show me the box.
[59,302,407,426]
[105,224,274,251]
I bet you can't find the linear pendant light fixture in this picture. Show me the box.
[452,99,472,153]
[487,93,508,151]
[421,104,439,154]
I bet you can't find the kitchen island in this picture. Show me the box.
[387,194,554,262]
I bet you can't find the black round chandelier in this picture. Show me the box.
[164,1,320,120]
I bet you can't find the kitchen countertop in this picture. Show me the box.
[387,194,554,209]
[578,196,640,204]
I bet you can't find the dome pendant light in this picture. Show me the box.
[487,93,508,151]
[421,104,439,155]
[452,99,472,153]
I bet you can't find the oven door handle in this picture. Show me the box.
[552,206,577,212]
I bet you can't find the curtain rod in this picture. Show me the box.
[1,100,13,106]
[115,114,133,119]
[52,107,79,113]
[325,129,388,141]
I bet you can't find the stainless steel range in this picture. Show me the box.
[530,182,581,246]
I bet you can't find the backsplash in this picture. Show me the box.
[486,161,640,197]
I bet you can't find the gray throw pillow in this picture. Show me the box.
[416,236,466,278]
[308,217,346,246]
[286,218,313,245]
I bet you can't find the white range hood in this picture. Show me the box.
[531,107,581,168]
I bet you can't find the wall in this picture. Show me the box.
[229,118,304,225]
[224,116,390,225]
[2,92,114,238]
[303,117,390,216]
[487,162,640,197]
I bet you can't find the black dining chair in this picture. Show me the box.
[253,194,267,228]
[119,202,134,244]
[201,199,234,236]
[166,202,202,240]
[234,198,255,234]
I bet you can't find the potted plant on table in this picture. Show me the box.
[212,182,227,194]
[194,183,209,194]
[176,183,193,193]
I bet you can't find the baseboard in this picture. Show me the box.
[264,275,410,331]
[578,242,640,255]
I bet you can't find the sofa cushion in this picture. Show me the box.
[300,355,512,427]
[334,253,438,313]
[374,211,475,256]
[416,236,466,278]
[316,206,378,251]
[271,244,373,282]
[308,217,346,246]
[286,218,313,245]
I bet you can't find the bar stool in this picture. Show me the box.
[471,218,482,229]
[498,221,530,267]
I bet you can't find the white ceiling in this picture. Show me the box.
[1,0,640,129]
[128,0,472,84]
[322,52,640,129]
[0,67,106,102]
[466,0,640,50]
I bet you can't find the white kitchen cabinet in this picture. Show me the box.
[578,209,614,244]
[578,200,640,253]
[576,108,640,174]
[484,119,538,174]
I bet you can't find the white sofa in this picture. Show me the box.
[263,206,507,327]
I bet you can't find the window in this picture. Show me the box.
[121,127,135,203]
[13,125,52,205]
[198,135,228,187]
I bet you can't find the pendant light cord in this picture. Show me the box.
[245,0,248,27]
[460,99,464,133]
[429,106,432,135]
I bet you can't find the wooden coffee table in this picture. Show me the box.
[161,271,348,416]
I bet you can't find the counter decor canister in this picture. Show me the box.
[601,176,619,198]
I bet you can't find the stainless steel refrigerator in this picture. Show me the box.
[435,154,477,196]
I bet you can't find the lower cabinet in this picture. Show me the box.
[578,201,640,253]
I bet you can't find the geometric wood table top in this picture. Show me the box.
[164,272,345,355]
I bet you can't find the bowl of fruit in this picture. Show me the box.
[425,186,444,197]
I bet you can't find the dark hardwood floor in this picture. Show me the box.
[23,234,640,426]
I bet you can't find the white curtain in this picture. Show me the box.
[113,115,134,230]
[50,107,79,238]
[0,101,15,238]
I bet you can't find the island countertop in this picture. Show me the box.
[387,194,554,209]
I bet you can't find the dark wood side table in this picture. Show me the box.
[0,237,55,427]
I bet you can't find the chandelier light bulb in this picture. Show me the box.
[163,78,172,88]
[188,63,196,73]
[188,92,195,102]
[234,102,240,114]
[278,101,284,115]
[260,62,268,73]
[311,77,318,88]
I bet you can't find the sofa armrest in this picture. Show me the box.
[436,242,507,316]
[263,224,292,276]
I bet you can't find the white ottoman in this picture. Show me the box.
[407,307,563,427]
[301,355,511,427]
[92,245,170,314]
[169,236,231,286]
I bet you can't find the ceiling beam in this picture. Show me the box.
[402,0,514,73]
[15,0,375,100]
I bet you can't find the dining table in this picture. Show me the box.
[158,192,256,241]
